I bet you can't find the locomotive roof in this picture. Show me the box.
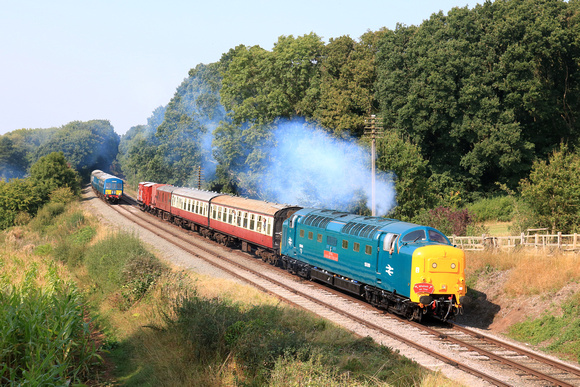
[295,208,421,240]
[172,187,223,202]
[91,170,122,181]
[211,195,298,216]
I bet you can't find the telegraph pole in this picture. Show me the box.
[364,115,383,216]
[197,165,202,190]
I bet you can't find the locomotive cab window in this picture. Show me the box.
[300,229,305,238]
[383,233,399,252]
[428,230,448,244]
[401,230,426,243]
[317,233,323,243]
[353,242,360,252]
[308,231,313,240]
[342,240,348,249]
[365,245,373,255]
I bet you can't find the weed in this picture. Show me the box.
[0,267,100,385]
[508,293,580,362]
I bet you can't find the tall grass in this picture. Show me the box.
[84,232,169,309]
[155,291,426,386]
[466,249,580,296]
[0,263,99,385]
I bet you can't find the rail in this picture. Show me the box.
[448,232,580,251]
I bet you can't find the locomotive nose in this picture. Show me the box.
[410,244,466,305]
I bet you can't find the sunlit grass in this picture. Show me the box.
[466,249,580,296]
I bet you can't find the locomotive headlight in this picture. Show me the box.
[432,263,437,268]
[451,263,456,269]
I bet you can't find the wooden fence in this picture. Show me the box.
[448,232,580,251]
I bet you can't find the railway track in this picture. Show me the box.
[99,193,580,386]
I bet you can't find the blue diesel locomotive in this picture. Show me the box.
[91,170,124,203]
[280,208,466,321]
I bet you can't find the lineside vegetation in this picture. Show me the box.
[1,197,460,386]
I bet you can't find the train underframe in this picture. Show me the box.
[279,256,459,322]
[93,188,120,204]
[141,207,460,321]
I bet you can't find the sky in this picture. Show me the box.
[0,0,478,136]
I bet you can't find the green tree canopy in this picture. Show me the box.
[35,120,119,178]
[519,144,580,233]
[376,0,580,196]
[30,152,81,201]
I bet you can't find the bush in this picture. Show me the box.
[413,206,479,236]
[29,201,66,233]
[467,196,515,222]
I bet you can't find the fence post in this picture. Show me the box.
[558,232,562,249]
[574,233,578,250]
[520,232,525,247]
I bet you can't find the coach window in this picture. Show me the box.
[317,233,322,243]
[308,231,313,240]
[267,219,272,235]
[257,216,263,233]
[365,245,373,255]
[342,240,348,249]
[353,242,360,252]
[243,212,248,228]
[250,214,255,230]
[229,210,234,224]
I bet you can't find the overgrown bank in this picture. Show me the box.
[2,198,458,386]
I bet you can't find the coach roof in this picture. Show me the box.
[211,195,296,216]
[172,187,223,202]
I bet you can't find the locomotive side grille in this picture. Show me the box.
[303,214,332,228]
[342,222,381,239]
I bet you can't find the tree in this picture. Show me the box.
[375,0,580,197]
[375,131,435,220]
[312,30,386,137]
[29,152,80,201]
[34,120,119,178]
[0,136,27,180]
[153,63,226,186]
[519,144,580,233]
